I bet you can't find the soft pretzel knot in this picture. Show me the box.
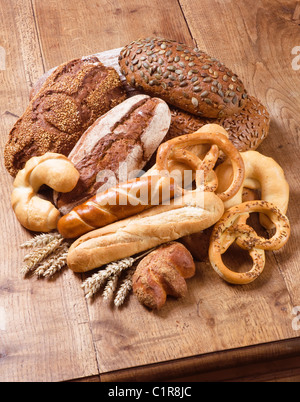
[12,153,80,232]
[209,200,291,285]
[155,128,245,201]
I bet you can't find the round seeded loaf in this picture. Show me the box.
[118,37,248,119]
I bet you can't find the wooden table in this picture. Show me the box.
[1,0,300,382]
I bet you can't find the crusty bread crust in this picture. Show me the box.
[4,57,126,177]
[119,37,248,118]
[67,191,224,272]
[132,242,195,309]
[54,95,171,215]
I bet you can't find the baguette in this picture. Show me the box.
[57,175,176,239]
[67,191,224,272]
[54,94,171,215]
[119,37,248,118]
[4,56,126,177]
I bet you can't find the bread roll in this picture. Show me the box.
[132,242,195,309]
[67,191,224,272]
[119,37,248,118]
[4,57,126,177]
[54,95,171,215]
[11,153,80,232]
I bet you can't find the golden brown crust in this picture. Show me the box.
[57,175,176,239]
[54,95,171,215]
[208,200,291,285]
[119,37,248,119]
[4,57,126,177]
[165,95,270,152]
[66,191,224,273]
[11,153,80,232]
[132,242,195,309]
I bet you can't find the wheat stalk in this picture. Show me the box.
[82,248,156,305]
[20,232,156,308]
[82,257,135,300]
[34,243,69,278]
[20,232,62,249]
[102,270,123,301]
[114,266,136,307]
[20,232,71,278]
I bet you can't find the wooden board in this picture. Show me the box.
[0,0,300,382]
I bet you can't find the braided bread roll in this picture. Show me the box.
[11,153,79,232]
[67,191,224,272]
[57,175,176,239]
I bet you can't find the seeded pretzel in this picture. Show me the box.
[208,200,291,285]
[155,129,245,200]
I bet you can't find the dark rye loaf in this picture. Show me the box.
[4,56,126,177]
[119,37,248,119]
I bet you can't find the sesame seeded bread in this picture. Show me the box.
[118,37,248,119]
[4,56,126,177]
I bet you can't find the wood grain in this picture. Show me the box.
[0,0,98,382]
[1,0,300,382]
[32,0,194,69]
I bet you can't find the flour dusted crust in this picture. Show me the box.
[54,95,171,215]
[4,57,126,177]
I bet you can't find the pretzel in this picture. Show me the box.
[155,129,245,201]
[208,200,290,285]
[215,150,289,229]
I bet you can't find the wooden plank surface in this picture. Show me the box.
[0,0,300,382]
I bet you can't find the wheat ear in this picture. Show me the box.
[114,266,136,307]
[82,257,135,300]
[82,248,156,305]
[20,232,71,278]
[20,232,62,249]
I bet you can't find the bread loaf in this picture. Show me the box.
[4,56,126,177]
[165,95,270,152]
[67,191,224,272]
[54,94,171,215]
[57,175,176,239]
[132,242,195,309]
[119,37,248,119]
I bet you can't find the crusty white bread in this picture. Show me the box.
[67,191,224,272]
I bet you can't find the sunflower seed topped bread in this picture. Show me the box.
[166,95,270,152]
[4,56,126,177]
[118,37,248,119]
